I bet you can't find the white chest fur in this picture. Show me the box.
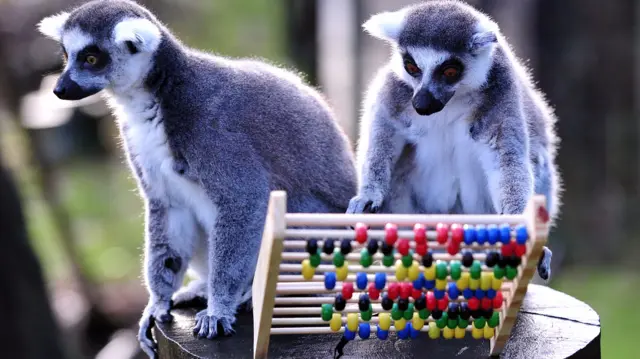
[401,96,495,214]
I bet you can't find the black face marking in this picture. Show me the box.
[76,44,110,71]
[125,40,139,55]
[164,257,182,273]
[402,52,422,77]
[435,58,464,84]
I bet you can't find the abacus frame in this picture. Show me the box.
[252,191,549,359]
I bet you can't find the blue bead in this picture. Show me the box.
[499,224,511,244]
[376,327,389,340]
[463,288,474,299]
[475,289,485,299]
[356,272,368,290]
[358,323,371,339]
[424,279,435,290]
[476,225,488,244]
[434,289,445,299]
[413,273,425,289]
[487,224,499,245]
[397,324,410,339]
[324,272,336,290]
[515,225,528,244]
[463,224,476,245]
[487,289,497,299]
[344,326,356,340]
[409,323,420,339]
[447,283,460,299]
[374,272,386,290]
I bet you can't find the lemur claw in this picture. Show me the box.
[193,309,236,339]
[138,300,172,358]
[346,194,383,215]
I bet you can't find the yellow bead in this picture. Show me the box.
[435,279,447,290]
[472,326,483,339]
[347,313,358,332]
[469,278,479,290]
[336,265,348,281]
[443,327,454,339]
[379,313,391,331]
[456,272,469,289]
[481,272,492,291]
[492,278,503,291]
[484,326,495,339]
[395,260,408,281]
[394,317,407,331]
[302,259,315,280]
[455,327,466,339]
[424,264,436,281]
[330,313,342,332]
[412,312,424,330]
[408,261,420,281]
[428,322,440,339]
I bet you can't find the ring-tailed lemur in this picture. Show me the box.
[347,0,561,280]
[37,1,357,357]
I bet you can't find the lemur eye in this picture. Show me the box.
[443,66,459,78]
[403,54,421,76]
[86,55,98,65]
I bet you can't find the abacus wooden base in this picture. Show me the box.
[154,284,601,359]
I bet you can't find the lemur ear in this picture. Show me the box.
[113,18,162,53]
[362,9,408,42]
[469,31,497,53]
[37,12,70,41]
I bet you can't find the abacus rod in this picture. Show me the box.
[277,274,511,285]
[280,252,488,262]
[272,305,504,316]
[273,295,507,305]
[270,325,476,335]
[279,263,498,274]
[275,283,512,295]
[285,213,526,227]
[284,229,521,240]
[283,240,501,251]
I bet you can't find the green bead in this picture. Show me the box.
[435,312,448,329]
[402,254,413,268]
[391,303,403,320]
[458,318,469,329]
[321,304,332,321]
[447,318,458,329]
[506,265,518,279]
[493,266,505,279]
[449,260,462,280]
[309,253,321,268]
[488,311,500,328]
[435,260,448,280]
[360,248,373,267]
[403,303,414,320]
[332,250,345,267]
[419,309,430,320]
[473,317,486,329]
[383,255,395,267]
[361,306,373,321]
[470,260,482,279]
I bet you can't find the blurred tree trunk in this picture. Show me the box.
[284,0,318,86]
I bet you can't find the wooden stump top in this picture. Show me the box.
[154,284,601,359]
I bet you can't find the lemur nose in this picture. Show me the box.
[53,85,66,98]
[412,89,445,116]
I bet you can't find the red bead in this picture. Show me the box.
[385,223,398,246]
[387,283,399,300]
[400,282,412,299]
[481,298,493,310]
[415,243,428,256]
[411,288,422,300]
[436,223,449,244]
[468,297,480,311]
[447,241,459,256]
[414,224,427,244]
[397,238,410,256]
[515,244,527,257]
[426,291,436,311]
[355,223,368,244]
[368,283,380,300]
[437,293,449,311]
[342,282,354,300]
[493,291,503,309]
[501,241,514,257]
[537,206,550,223]
[451,224,464,244]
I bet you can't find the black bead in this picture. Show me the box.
[381,241,393,255]
[421,251,434,267]
[340,239,352,255]
[447,302,459,320]
[306,239,318,255]
[485,251,500,267]
[323,239,335,255]
[414,294,426,311]
[497,254,508,268]
[459,302,470,320]
[507,255,521,267]
[381,295,393,311]
[482,309,493,319]
[334,294,346,311]
[398,298,409,311]
[470,310,482,319]
[462,251,474,267]
[431,309,443,320]
[358,294,371,312]
[367,240,379,255]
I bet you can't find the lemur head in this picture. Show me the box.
[37,0,163,100]
[364,0,500,116]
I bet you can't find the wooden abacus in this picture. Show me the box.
[252,191,550,359]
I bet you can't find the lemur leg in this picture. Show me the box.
[172,279,207,308]
[138,203,196,358]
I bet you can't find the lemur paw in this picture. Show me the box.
[347,193,383,214]
[137,300,173,359]
[193,309,236,339]
[172,280,207,308]
[537,246,553,281]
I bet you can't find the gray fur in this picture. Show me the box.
[350,0,560,277]
[38,1,356,357]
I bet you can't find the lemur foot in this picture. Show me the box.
[537,246,553,281]
[193,309,236,339]
[346,193,383,214]
[138,300,173,359]
[172,280,207,308]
